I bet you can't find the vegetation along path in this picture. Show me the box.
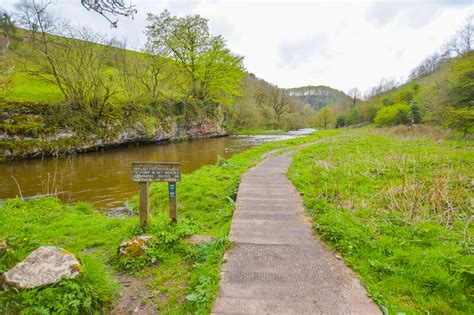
[212,147,381,314]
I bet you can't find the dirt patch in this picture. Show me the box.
[112,274,156,314]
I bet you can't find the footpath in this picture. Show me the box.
[212,148,381,314]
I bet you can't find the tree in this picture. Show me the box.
[81,0,136,27]
[15,0,67,96]
[269,88,289,128]
[15,1,122,123]
[145,10,244,120]
[374,104,410,127]
[50,27,118,123]
[0,10,15,98]
[336,115,345,128]
[347,87,361,108]
[444,107,474,138]
[0,11,16,49]
[410,104,422,124]
[314,107,334,130]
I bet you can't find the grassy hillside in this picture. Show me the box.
[344,52,474,135]
[3,29,138,104]
[287,85,351,112]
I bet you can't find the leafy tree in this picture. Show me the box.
[410,104,422,124]
[0,11,15,48]
[374,104,411,127]
[314,107,334,130]
[336,115,345,128]
[444,107,474,138]
[145,10,244,121]
[269,88,290,128]
[0,10,15,98]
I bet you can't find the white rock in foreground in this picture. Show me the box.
[2,246,82,289]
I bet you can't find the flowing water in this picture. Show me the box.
[0,129,314,211]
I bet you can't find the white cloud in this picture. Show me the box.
[1,0,472,92]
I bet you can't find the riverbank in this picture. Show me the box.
[0,102,227,162]
[0,130,338,313]
[289,127,473,314]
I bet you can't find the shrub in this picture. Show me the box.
[374,104,411,127]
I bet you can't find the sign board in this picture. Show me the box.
[131,162,182,226]
[132,162,181,182]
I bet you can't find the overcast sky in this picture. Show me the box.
[1,0,472,93]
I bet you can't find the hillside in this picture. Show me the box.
[286,85,351,111]
[0,26,313,160]
[344,52,473,135]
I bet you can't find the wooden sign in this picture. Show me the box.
[132,162,181,182]
[131,162,181,226]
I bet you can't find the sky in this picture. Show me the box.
[1,0,472,93]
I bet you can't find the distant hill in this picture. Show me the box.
[286,85,351,111]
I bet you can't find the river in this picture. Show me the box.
[0,130,314,212]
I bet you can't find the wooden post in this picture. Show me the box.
[132,162,181,227]
[138,182,149,227]
[168,182,177,222]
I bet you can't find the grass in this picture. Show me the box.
[0,130,338,314]
[288,128,473,314]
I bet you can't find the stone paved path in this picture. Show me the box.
[212,151,381,314]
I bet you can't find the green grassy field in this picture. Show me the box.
[289,127,473,314]
[0,130,338,314]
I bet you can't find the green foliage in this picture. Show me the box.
[289,130,473,313]
[227,74,314,132]
[345,52,474,133]
[145,10,245,121]
[410,103,422,124]
[444,107,474,137]
[374,103,410,127]
[314,107,335,129]
[336,115,345,128]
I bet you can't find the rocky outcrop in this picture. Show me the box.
[1,246,82,289]
[1,120,227,161]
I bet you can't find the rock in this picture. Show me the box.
[2,246,82,289]
[0,238,6,253]
[118,236,154,256]
[184,235,215,245]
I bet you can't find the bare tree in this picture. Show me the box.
[15,0,67,97]
[457,13,473,53]
[364,77,399,99]
[347,87,361,108]
[81,0,136,27]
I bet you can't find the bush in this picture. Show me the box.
[374,104,411,127]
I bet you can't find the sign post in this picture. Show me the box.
[131,162,181,226]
